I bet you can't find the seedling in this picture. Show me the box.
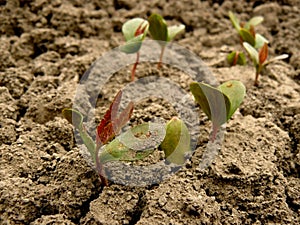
[243,42,289,86]
[121,18,149,81]
[227,11,269,66]
[190,80,246,142]
[148,13,185,68]
[227,51,246,66]
[229,11,268,49]
[63,91,191,186]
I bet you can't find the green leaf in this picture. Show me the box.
[99,122,166,163]
[190,81,246,141]
[264,54,289,66]
[160,117,190,165]
[167,24,185,42]
[243,42,259,66]
[237,52,246,65]
[190,82,229,128]
[122,18,149,41]
[255,34,269,49]
[148,13,168,43]
[227,51,237,66]
[62,108,96,162]
[119,35,144,54]
[245,16,264,30]
[218,81,246,120]
[228,11,240,31]
[239,28,255,47]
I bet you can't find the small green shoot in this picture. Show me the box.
[229,11,268,49]
[121,18,149,81]
[63,90,134,186]
[190,80,246,142]
[227,51,246,66]
[148,13,185,68]
[243,42,289,86]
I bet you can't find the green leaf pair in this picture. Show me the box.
[243,42,289,86]
[229,11,268,49]
[99,122,166,164]
[190,80,246,141]
[63,108,167,164]
[148,13,185,44]
[227,51,246,66]
[63,106,192,185]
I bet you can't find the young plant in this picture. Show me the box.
[63,91,191,186]
[229,11,268,49]
[243,42,289,86]
[148,13,185,68]
[121,18,149,81]
[63,90,134,186]
[190,80,246,142]
[227,50,246,66]
[227,11,268,66]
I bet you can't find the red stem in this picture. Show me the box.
[210,124,219,143]
[232,51,239,66]
[131,51,140,81]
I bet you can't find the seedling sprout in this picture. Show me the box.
[243,42,289,86]
[190,80,246,142]
[227,11,268,66]
[148,13,185,68]
[63,90,191,186]
[121,18,149,81]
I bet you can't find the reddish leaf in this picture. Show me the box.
[134,21,147,37]
[259,43,268,64]
[112,102,134,135]
[96,91,134,146]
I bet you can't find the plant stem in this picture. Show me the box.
[210,124,219,143]
[254,65,261,86]
[157,45,165,69]
[95,145,108,186]
[131,51,140,81]
[254,71,259,86]
[231,51,239,66]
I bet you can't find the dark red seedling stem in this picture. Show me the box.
[131,52,140,81]
[232,51,239,66]
[131,21,147,81]
[211,124,219,143]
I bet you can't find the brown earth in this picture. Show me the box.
[0,0,300,224]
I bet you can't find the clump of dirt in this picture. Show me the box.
[0,0,299,224]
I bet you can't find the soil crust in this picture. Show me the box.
[0,0,299,224]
